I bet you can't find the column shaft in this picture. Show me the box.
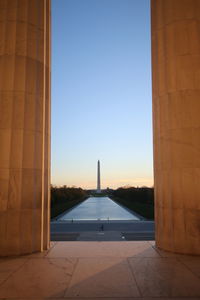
[151,0,200,254]
[0,0,51,256]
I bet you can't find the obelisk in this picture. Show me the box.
[97,160,101,193]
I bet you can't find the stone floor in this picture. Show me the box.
[0,241,200,299]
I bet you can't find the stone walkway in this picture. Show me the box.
[0,241,200,299]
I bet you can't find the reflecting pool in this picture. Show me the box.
[59,196,140,221]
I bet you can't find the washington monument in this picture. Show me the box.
[97,160,101,193]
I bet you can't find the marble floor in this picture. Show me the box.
[0,241,200,299]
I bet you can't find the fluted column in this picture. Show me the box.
[151,0,200,254]
[0,0,51,256]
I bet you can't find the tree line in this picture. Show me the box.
[50,185,154,220]
[51,185,88,219]
[110,186,154,219]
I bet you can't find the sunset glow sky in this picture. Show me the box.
[51,0,153,189]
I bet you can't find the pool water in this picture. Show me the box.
[59,196,140,221]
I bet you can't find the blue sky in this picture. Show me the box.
[51,0,153,189]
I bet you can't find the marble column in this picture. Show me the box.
[151,0,200,254]
[0,0,51,256]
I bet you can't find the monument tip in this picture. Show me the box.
[97,160,101,193]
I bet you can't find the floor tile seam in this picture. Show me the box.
[150,245,163,257]
[0,298,150,300]
[0,257,29,288]
[82,296,200,299]
[0,298,199,300]
[63,297,143,299]
[14,297,200,299]
[126,254,181,261]
[33,256,89,260]
[1,298,200,300]
[147,240,155,244]
[151,247,179,259]
[46,256,129,259]
[176,257,200,279]
[127,257,180,260]
[45,256,164,259]
[24,245,58,258]
[46,256,134,259]
[0,296,144,300]
[43,242,58,257]
[63,257,80,297]
[126,257,142,297]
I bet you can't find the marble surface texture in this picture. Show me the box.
[0,241,200,299]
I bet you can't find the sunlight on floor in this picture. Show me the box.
[0,241,200,299]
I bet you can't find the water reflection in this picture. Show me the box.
[59,196,139,221]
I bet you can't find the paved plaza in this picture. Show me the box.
[51,221,155,241]
[0,241,200,299]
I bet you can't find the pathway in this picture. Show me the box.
[51,220,155,241]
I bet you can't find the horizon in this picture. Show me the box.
[51,184,154,190]
[51,0,153,189]
[51,158,154,190]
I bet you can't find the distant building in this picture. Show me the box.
[97,160,101,193]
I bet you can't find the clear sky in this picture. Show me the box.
[51,0,153,189]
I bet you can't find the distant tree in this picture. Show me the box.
[51,185,88,219]
[111,186,154,219]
